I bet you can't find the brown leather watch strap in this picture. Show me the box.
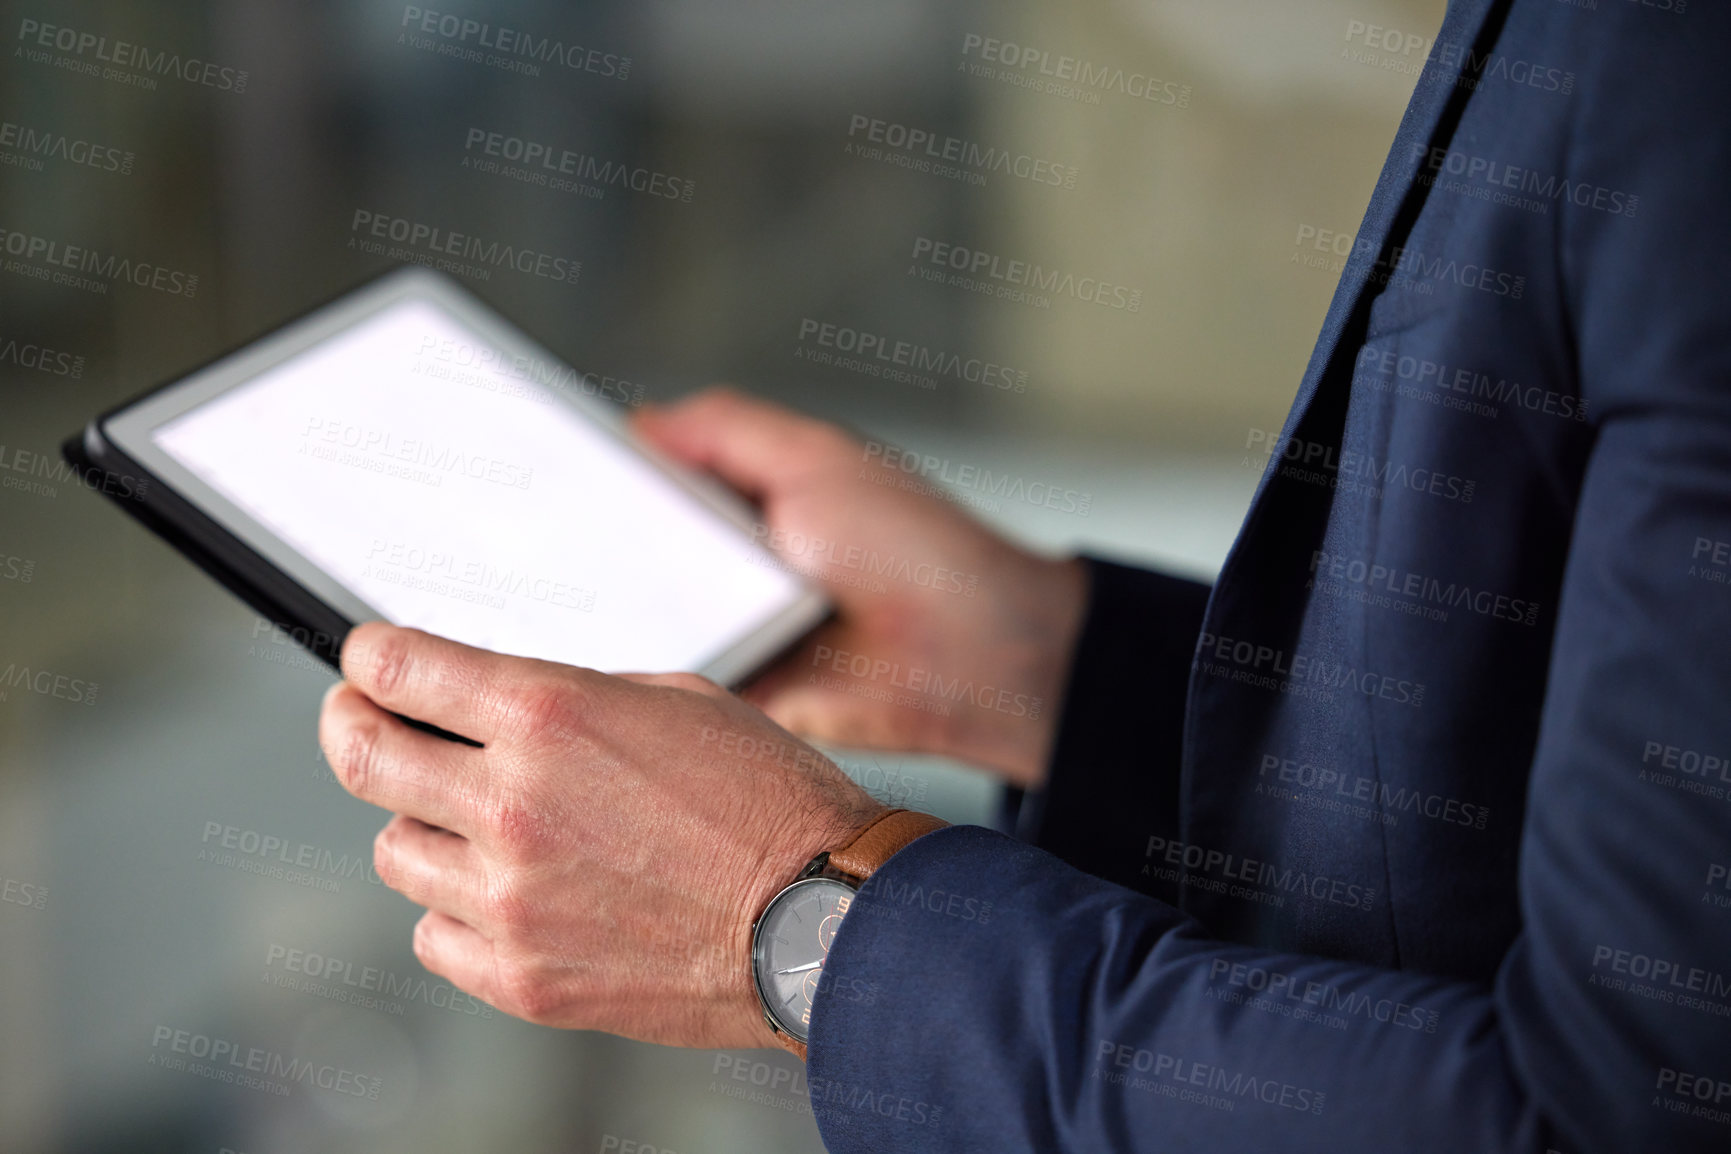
[764,810,949,1062]
[828,809,950,881]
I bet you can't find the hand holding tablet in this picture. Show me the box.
[66,268,829,686]
[66,266,1085,781]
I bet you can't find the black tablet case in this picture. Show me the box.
[62,424,351,672]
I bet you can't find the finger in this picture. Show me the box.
[410,909,497,1002]
[614,671,732,701]
[630,386,844,502]
[373,814,486,924]
[751,678,912,752]
[738,634,930,752]
[340,621,562,745]
[736,620,838,700]
[320,682,488,833]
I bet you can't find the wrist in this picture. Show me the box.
[939,553,1088,789]
[747,808,949,1058]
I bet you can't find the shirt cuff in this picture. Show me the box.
[1018,555,1211,896]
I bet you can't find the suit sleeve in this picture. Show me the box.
[1014,556,1211,897]
[813,512,1731,1154]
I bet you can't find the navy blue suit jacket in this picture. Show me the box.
[805,1,1731,1150]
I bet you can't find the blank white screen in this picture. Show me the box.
[151,298,806,673]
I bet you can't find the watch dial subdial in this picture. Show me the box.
[753,879,856,1043]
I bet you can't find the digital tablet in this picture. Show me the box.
[65,266,830,687]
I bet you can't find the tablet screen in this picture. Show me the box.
[148,295,812,676]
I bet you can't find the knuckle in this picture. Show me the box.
[365,632,415,697]
[334,720,388,798]
[495,961,557,1021]
[371,825,398,883]
[481,877,532,933]
[479,789,552,856]
[410,916,440,967]
[663,671,719,696]
[494,679,582,743]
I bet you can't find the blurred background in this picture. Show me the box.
[0,1,1442,1150]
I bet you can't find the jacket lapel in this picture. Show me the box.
[1255,0,1500,507]
[1178,0,1505,831]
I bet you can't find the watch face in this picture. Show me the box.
[752,877,856,1044]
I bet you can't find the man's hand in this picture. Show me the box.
[634,388,1087,789]
[318,622,888,1048]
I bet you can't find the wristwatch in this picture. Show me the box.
[750,808,949,1060]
